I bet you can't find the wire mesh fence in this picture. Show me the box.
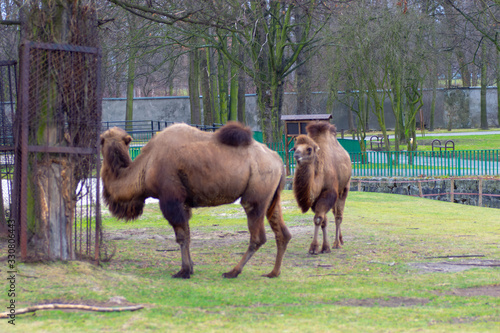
[0,60,17,237]
[13,41,104,261]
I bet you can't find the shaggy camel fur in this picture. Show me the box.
[292,122,352,254]
[100,122,291,279]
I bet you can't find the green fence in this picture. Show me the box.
[350,150,500,177]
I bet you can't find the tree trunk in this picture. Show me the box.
[256,83,273,142]
[237,46,246,124]
[125,52,136,131]
[255,76,284,142]
[480,42,488,130]
[430,74,437,131]
[207,47,220,124]
[296,56,310,115]
[368,84,389,150]
[497,46,500,127]
[457,50,471,87]
[189,48,201,125]
[229,41,239,122]
[125,14,137,131]
[217,46,229,123]
[200,48,213,125]
[295,7,310,115]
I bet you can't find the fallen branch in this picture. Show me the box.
[424,255,485,259]
[0,304,144,318]
[308,273,347,277]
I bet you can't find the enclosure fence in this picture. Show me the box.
[350,177,500,209]
[0,60,17,238]
[348,150,500,177]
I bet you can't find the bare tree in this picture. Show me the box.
[445,0,500,127]
[106,0,336,142]
[325,1,436,149]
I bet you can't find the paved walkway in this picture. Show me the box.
[388,130,500,139]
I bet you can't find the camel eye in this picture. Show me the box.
[307,147,312,154]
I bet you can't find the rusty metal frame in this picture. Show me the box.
[15,41,102,262]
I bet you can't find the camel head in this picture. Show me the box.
[100,127,133,176]
[292,135,319,167]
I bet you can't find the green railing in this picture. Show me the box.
[265,141,296,174]
[349,150,500,177]
[129,146,142,161]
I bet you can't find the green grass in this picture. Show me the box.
[2,191,500,332]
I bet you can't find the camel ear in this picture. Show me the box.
[100,134,105,146]
[123,135,132,145]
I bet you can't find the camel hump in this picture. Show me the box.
[306,121,337,138]
[295,134,315,146]
[216,121,253,147]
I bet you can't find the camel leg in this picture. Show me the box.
[160,199,194,278]
[320,216,331,254]
[310,191,336,254]
[333,209,343,249]
[263,198,292,278]
[172,222,194,278]
[222,198,266,279]
[333,189,348,249]
[223,202,267,278]
[309,220,321,255]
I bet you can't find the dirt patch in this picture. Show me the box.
[105,225,312,248]
[434,284,500,297]
[408,260,500,273]
[335,297,430,307]
[334,285,500,308]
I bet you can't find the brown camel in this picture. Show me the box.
[100,122,291,279]
[292,121,352,254]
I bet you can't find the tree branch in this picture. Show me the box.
[0,304,144,318]
[0,20,21,26]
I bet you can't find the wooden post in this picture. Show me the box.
[478,178,483,207]
[450,179,454,203]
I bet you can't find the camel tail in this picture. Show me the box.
[266,167,286,220]
[103,188,145,221]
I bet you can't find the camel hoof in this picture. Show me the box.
[222,270,240,279]
[172,269,191,279]
[309,245,320,255]
[262,272,279,278]
[321,245,331,254]
[332,242,342,249]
